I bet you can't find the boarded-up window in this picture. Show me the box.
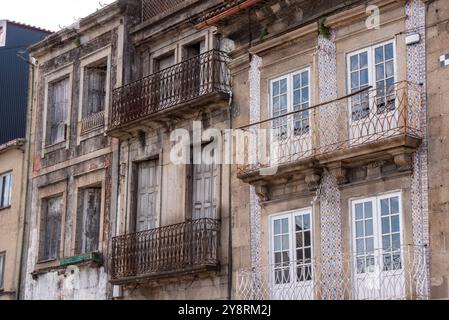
[83,62,107,118]
[39,196,63,261]
[135,160,160,232]
[0,172,12,208]
[47,77,69,145]
[76,188,101,254]
[192,149,218,220]
[0,253,4,289]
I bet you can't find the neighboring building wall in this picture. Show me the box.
[21,2,137,300]
[0,143,26,300]
[0,21,50,145]
[426,0,449,299]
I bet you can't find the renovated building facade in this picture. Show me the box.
[198,0,449,300]
[0,21,50,300]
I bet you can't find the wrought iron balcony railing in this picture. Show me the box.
[237,245,430,300]
[110,50,231,130]
[110,218,220,283]
[237,81,423,176]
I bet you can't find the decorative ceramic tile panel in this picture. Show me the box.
[406,0,431,299]
[317,32,345,300]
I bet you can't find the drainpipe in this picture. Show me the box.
[16,55,37,300]
[227,93,234,301]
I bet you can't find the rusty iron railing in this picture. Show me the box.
[80,111,105,134]
[111,218,220,282]
[142,0,186,21]
[110,50,231,130]
[237,81,423,175]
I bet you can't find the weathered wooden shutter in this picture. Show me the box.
[49,78,69,144]
[85,67,107,117]
[80,188,101,254]
[43,196,63,260]
[192,160,218,220]
[136,160,160,232]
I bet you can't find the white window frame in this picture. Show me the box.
[269,67,311,138]
[0,20,7,47]
[42,64,74,155]
[269,208,314,293]
[0,172,12,209]
[346,40,397,118]
[77,47,112,143]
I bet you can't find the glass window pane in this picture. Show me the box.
[356,239,365,254]
[351,72,359,89]
[296,233,303,249]
[293,74,301,89]
[280,79,287,94]
[304,231,311,247]
[274,235,281,251]
[381,199,389,216]
[375,46,384,64]
[365,202,373,218]
[274,252,282,264]
[385,60,394,78]
[365,220,373,237]
[274,220,281,235]
[304,248,311,260]
[385,43,394,60]
[382,217,391,234]
[392,233,401,250]
[390,197,399,214]
[303,214,310,230]
[382,235,391,250]
[360,52,368,68]
[350,55,359,71]
[376,64,385,81]
[302,87,309,102]
[282,251,290,264]
[282,235,290,250]
[356,221,364,237]
[273,81,279,96]
[366,238,374,252]
[355,204,364,220]
[391,215,400,233]
[301,71,309,86]
[360,69,369,86]
[293,90,301,106]
[295,215,303,231]
[280,95,288,110]
[282,218,289,233]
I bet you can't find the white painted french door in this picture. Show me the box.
[136,159,160,232]
[270,69,312,166]
[347,41,398,145]
[351,192,405,300]
[270,209,314,300]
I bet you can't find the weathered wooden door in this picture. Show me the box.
[42,196,63,261]
[136,160,160,232]
[192,161,218,220]
[80,188,101,253]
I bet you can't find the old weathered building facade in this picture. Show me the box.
[21,1,139,300]
[108,0,232,300]
[16,0,449,300]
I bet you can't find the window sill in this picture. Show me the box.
[43,141,66,154]
[0,289,15,297]
[0,205,11,212]
[32,252,103,279]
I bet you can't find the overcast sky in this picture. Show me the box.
[1,0,116,32]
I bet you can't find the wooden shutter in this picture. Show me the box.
[136,160,160,232]
[192,160,218,220]
[84,67,107,117]
[80,188,101,253]
[49,78,69,145]
[43,196,63,260]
